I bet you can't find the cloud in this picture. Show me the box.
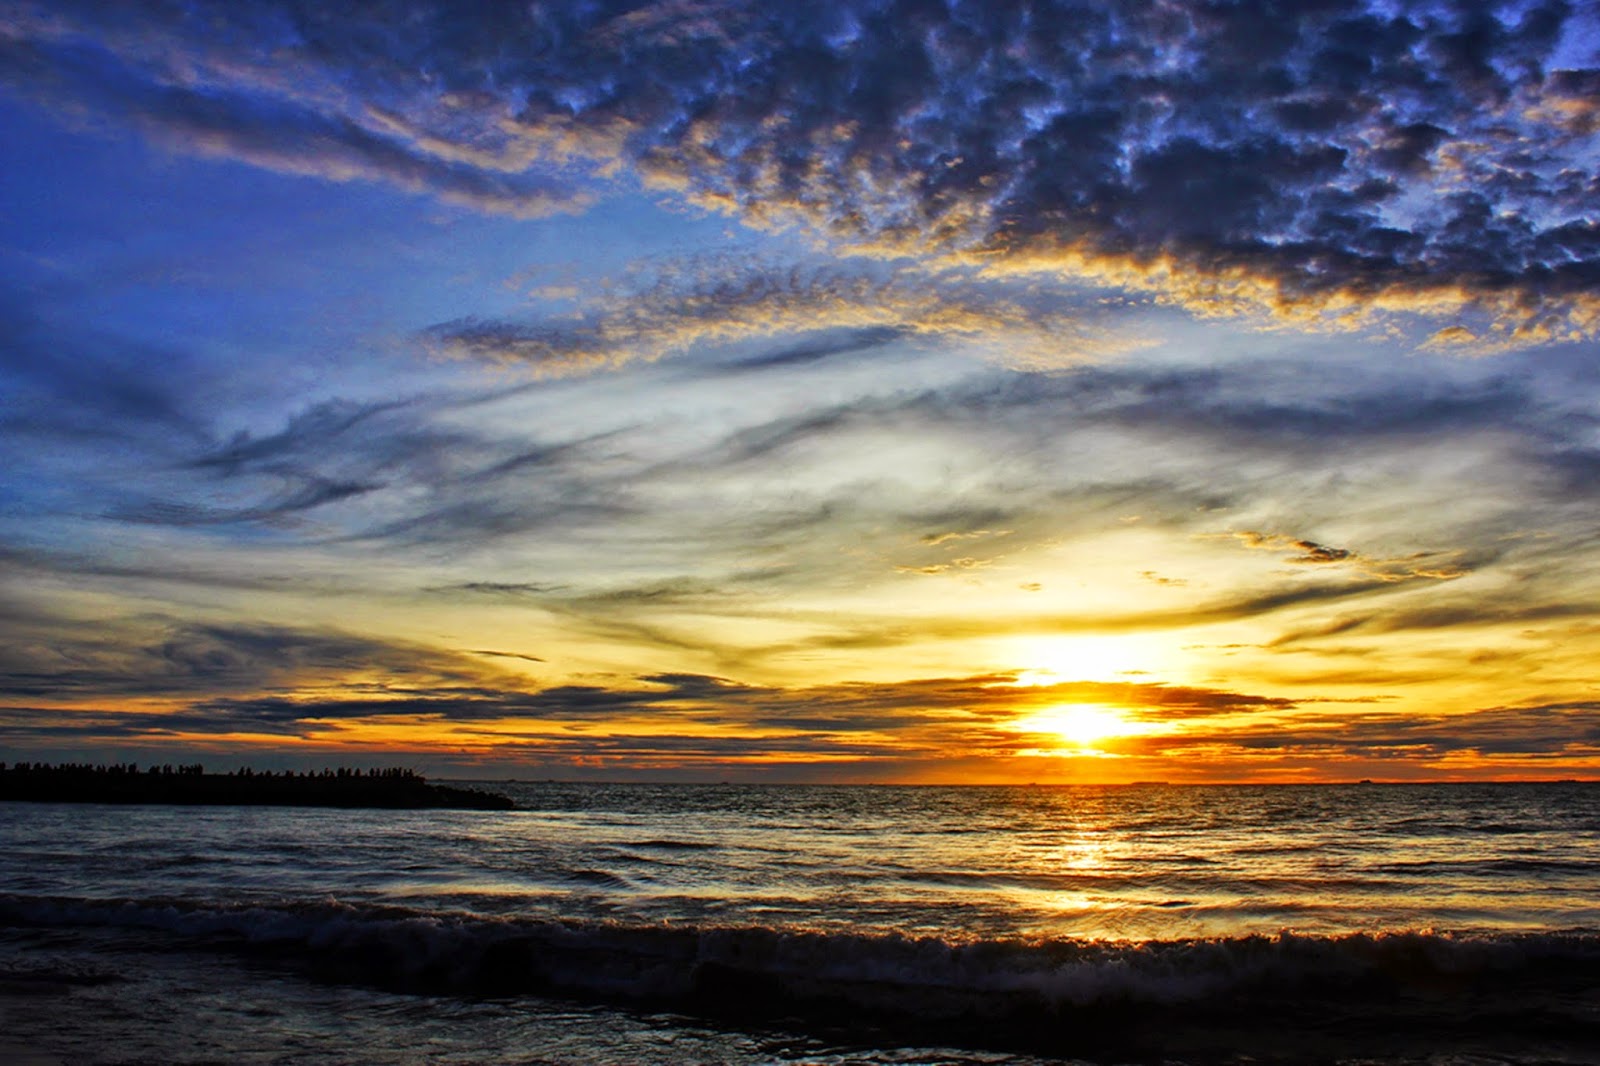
[0,620,504,702]
[721,327,905,372]
[894,557,996,577]
[185,399,416,475]
[424,255,1146,375]
[13,330,1588,678]
[432,582,563,599]
[0,667,1290,751]
[467,649,546,664]
[6,649,1597,774]
[1271,600,1600,647]
[0,20,591,218]
[0,298,209,454]
[1140,700,1600,761]
[9,1,1597,344]
[1237,531,1349,560]
[74,387,631,545]
[108,476,383,527]
[1231,530,1468,582]
[740,580,1412,664]
[920,529,1009,547]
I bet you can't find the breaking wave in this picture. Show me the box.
[5,892,1598,1058]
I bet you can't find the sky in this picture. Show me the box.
[2,0,1599,783]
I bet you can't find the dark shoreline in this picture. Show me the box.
[0,764,514,810]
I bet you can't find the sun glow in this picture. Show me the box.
[1008,703,1145,748]
[1007,634,1174,685]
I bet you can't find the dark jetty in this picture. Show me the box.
[0,762,514,810]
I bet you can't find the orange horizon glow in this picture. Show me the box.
[19,653,1600,786]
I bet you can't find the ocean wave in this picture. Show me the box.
[563,868,636,889]
[4,894,1598,1030]
[624,839,719,851]
[4,893,1599,1065]
[1369,857,1600,876]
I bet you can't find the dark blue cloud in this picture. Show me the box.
[4,0,1597,336]
[0,23,587,217]
[0,296,208,450]
[0,621,499,701]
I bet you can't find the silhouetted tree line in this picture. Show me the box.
[0,761,510,810]
[1,761,204,775]
[225,765,420,780]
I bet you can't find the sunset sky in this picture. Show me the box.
[2,0,1599,782]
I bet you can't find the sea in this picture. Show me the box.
[2,782,1598,1065]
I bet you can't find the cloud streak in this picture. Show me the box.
[1138,700,1600,762]
[425,255,1146,375]
[0,666,1288,745]
[0,620,504,702]
[1231,530,1469,582]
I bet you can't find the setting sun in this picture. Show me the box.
[1008,703,1146,748]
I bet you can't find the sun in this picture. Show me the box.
[1008,703,1141,748]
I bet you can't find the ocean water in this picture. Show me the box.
[2,782,1599,1064]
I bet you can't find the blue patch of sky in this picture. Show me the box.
[0,90,769,386]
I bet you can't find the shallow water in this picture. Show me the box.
[3,782,1599,1063]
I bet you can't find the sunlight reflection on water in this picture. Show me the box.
[4,782,1599,941]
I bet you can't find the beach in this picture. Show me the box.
[3,782,1598,1064]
